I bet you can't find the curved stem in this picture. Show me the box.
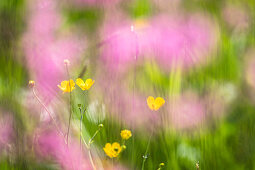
[80,132,97,170]
[86,128,102,170]
[79,107,84,150]
[32,87,64,138]
[80,114,83,150]
[88,149,96,170]
[88,129,100,146]
[65,63,72,146]
[80,126,102,170]
[80,133,88,148]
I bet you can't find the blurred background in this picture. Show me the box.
[1,0,255,169]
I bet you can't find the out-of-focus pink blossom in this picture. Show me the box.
[169,92,205,130]
[27,2,60,37]
[24,37,84,103]
[148,14,218,71]
[100,14,218,72]
[204,83,237,119]
[245,49,255,90]
[0,114,13,152]
[36,129,92,170]
[100,18,142,73]
[23,0,85,103]
[68,0,119,6]
[222,4,251,32]
[152,0,181,12]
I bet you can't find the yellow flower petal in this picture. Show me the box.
[147,96,165,111]
[84,78,95,90]
[103,143,114,158]
[154,97,165,111]
[111,142,122,157]
[58,80,75,93]
[70,79,75,87]
[76,78,86,90]
[76,78,95,91]
[147,96,155,111]
[103,142,122,158]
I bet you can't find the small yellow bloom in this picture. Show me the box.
[147,96,165,111]
[76,78,95,91]
[103,142,122,158]
[120,130,132,140]
[57,79,75,93]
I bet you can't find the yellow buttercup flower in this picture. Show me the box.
[147,96,165,111]
[120,130,132,140]
[57,79,75,93]
[76,78,95,91]
[103,142,122,158]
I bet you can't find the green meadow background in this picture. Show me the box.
[1,0,255,169]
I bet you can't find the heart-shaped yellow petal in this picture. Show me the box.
[147,96,165,111]
[76,78,95,91]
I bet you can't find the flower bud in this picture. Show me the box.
[64,59,70,65]
[131,25,134,32]
[196,161,199,169]
[98,124,104,129]
[28,80,35,88]
[121,145,126,150]
[159,163,165,167]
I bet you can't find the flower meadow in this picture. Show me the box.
[1,0,255,169]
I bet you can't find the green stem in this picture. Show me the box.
[88,129,100,147]
[141,132,153,170]
[79,107,83,150]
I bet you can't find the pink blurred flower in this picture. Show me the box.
[23,0,85,103]
[27,0,60,37]
[169,92,205,130]
[204,83,237,119]
[152,0,181,13]
[0,114,14,152]
[148,14,218,70]
[100,13,218,72]
[222,4,251,32]
[100,18,142,73]
[245,49,255,90]
[36,129,92,170]
[67,0,119,6]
